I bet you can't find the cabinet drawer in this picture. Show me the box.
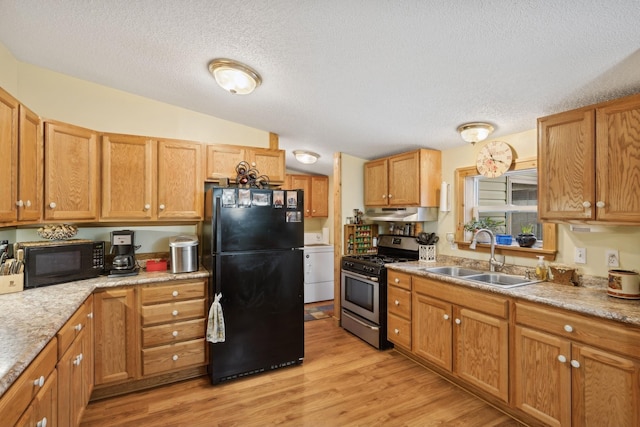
[387,271,412,290]
[413,277,508,319]
[142,339,206,376]
[0,338,57,427]
[141,299,206,326]
[57,297,92,357]
[387,313,411,350]
[140,280,206,305]
[515,301,640,358]
[142,318,206,347]
[388,285,411,319]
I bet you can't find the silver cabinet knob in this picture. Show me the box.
[172,355,179,361]
[144,204,151,210]
[563,324,573,333]
[443,314,450,320]
[570,359,580,368]
[172,330,179,337]
[455,318,461,325]
[557,355,567,363]
[172,290,179,297]
[16,200,24,207]
[74,323,82,332]
[37,417,47,427]
[33,375,45,387]
[388,194,393,199]
[582,201,591,208]
[596,201,605,208]
[394,300,400,306]
[394,328,400,335]
[49,202,56,209]
[382,195,386,199]
[394,278,400,283]
[25,200,31,207]
[159,204,166,210]
[172,310,179,316]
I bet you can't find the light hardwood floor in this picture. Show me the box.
[81,316,523,426]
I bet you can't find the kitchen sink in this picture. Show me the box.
[424,266,541,288]
[424,266,482,277]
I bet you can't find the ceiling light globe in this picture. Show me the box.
[293,150,320,164]
[457,122,495,144]
[209,59,262,95]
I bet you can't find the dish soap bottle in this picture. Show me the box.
[535,256,548,280]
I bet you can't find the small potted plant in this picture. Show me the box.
[516,224,537,247]
[463,218,504,243]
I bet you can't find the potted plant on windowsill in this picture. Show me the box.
[516,224,537,247]
[463,218,505,243]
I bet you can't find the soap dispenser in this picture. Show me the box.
[535,256,548,281]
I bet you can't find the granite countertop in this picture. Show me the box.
[0,268,210,397]
[388,261,640,326]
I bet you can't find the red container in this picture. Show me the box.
[146,260,168,272]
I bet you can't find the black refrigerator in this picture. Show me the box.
[202,186,305,384]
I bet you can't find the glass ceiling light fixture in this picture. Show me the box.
[457,122,495,144]
[208,58,262,95]
[293,150,320,165]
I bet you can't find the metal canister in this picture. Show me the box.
[169,235,199,274]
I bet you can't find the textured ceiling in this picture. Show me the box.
[1,0,640,175]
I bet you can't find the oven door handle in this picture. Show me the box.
[342,310,380,331]
[342,270,378,283]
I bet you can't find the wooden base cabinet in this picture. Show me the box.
[411,277,509,403]
[514,301,640,427]
[387,271,412,351]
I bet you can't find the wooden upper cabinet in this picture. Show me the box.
[538,92,640,223]
[157,139,202,220]
[595,95,640,222]
[286,174,329,217]
[364,158,388,206]
[18,105,43,222]
[101,134,155,220]
[364,149,441,207]
[249,148,285,183]
[102,134,202,221]
[205,145,285,184]
[44,121,99,221]
[205,144,246,181]
[0,87,19,223]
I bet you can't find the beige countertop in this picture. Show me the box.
[388,261,640,326]
[0,268,209,397]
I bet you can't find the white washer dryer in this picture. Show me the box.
[303,244,334,303]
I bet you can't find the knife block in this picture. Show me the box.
[0,273,24,295]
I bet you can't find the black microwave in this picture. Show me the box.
[20,240,105,289]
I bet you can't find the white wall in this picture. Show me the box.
[437,129,640,278]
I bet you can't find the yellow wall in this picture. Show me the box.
[437,129,640,278]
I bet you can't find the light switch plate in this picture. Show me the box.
[575,247,586,264]
[606,249,619,267]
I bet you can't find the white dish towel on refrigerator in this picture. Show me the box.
[206,293,226,343]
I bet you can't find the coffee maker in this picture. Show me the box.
[109,230,139,277]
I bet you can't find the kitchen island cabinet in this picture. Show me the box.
[44,121,100,222]
[538,92,640,223]
[101,134,203,221]
[364,149,441,207]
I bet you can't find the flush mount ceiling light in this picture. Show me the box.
[293,150,320,164]
[208,58,262,95]
[457,122,495,144]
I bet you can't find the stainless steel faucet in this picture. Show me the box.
[469,228,505,272]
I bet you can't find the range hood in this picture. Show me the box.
[363,207,438,222]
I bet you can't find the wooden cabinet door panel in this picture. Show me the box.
[101,134,155,219]
[538,109,595,220]
[17,104,42,222]
[157,140,202,220]
[454,307,509,402]
[142,318,206,347]
[205,145,246,180]
[141,339,206,376]
[310,175,329,216]
[140,299,206,326]
[0,88,18,222]
[250,149,285,183]
[388,285,411,319]
[289,175,311,216]
[572,344,640,427]
[364,158,388,206]
[387,313,411,350]
[44,122,99,221]
[595,96,640,222]
[388,151,420,206]
[412,293,452,370]
[514,325,571,427]
[94,288,138,386]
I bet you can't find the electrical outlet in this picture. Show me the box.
[606,249,619,267]
[575,247,586,264]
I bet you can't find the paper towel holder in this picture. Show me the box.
[439,182,450,212]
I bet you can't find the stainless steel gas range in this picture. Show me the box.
[340,235,419,349]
